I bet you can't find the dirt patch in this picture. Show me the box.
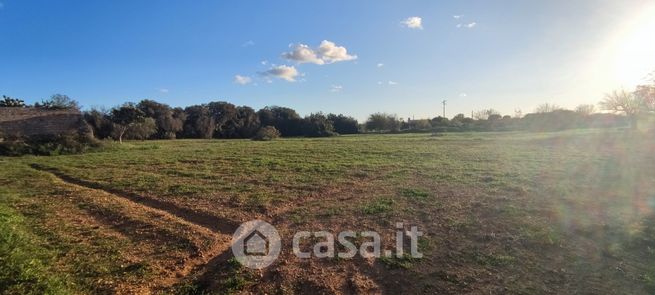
[29,164,236,293]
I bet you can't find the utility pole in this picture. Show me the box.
[442,100,447,118]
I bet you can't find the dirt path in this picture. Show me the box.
[30,164,238,292]
[30,163,239,234]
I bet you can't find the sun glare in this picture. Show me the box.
[612,4,655,87]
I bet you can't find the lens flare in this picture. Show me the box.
[612,4,655,87]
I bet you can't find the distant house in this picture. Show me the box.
[0,107,90,138]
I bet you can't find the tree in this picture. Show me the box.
[521,110,581,131]
[110,103,146,143]
[634,84,655,112]
[534,103,562,114]
[0,95,26,107]
[257,106,304,137]
[35,94,80,110]
[302,113,336,137]
[172,107,187,138]
[451,113,466,121]
[208,101,238,138]
[84,108,113,139]
[409,119,432,130]
[116,117,157,140]
[599,90,642,129]
[236,106,261,138]
[218,106,261,138]
[182,105,214,139]
[431,116,449,127]
[365,113,400,132]
[257,108,275,127]
[327,114,359,134]
[488,114,502,121]
[473,109,500,120]
[450,114,467,128]
[575,104,596,116]
[137,100,184,139]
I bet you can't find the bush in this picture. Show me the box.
[0,95,26,107]
[302,113,337,137]
[327,114,359,134]
[34,94,80,110]
[252,126,281,141]
[0,133,101,156]
[365,113,401,132]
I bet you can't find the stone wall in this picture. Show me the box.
[0,108,88,137]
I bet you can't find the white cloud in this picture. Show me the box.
[158,88,169,93]
[317,40,358,64]
[283,44,324,64]
[330,85,343,92]
[377,63,384,68]
[283,40,357,65]
[459,92,467,97]
[457,22,477,29]
[261,65,299,82]
[401,17,423,29]
[377,81,383,85]
[242,40,255,47]
[453,15,462,19]
[261,60,268,65]
[388,81,398,85]
[234,75,252,85]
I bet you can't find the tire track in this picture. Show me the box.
[30,163,238,234]
[29,163,238,291]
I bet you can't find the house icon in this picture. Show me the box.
[244,230,269,256]
[231,219,280,269]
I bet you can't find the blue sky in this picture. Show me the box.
[1,0,654,121]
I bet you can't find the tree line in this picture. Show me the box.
[90,101,361,142]
[364,82,654,132]
[0,95,359,141]
[1,81,653,142]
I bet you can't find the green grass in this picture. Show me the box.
[399,188,429,199]
[1,129,654,293]
[378,253,416,269]
[362,197,395,215]
[0,193,69,294]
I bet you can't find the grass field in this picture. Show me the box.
[1,129,655,294]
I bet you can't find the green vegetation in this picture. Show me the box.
[251,126,281,141]
[0,134,100,156]
[362,197,395,215]
[0,129,654,293]
[379,253,415,269]
[400,188,429,199]
[0,202,68,294]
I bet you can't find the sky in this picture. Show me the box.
[1,0,654,121]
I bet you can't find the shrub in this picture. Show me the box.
[327,114,359,134]
[0,133,101,156]
[0,95,26,107]
[34,94,80,110]
[365,113,401,132]
[302,113,337,137]
[252,126,281,141]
